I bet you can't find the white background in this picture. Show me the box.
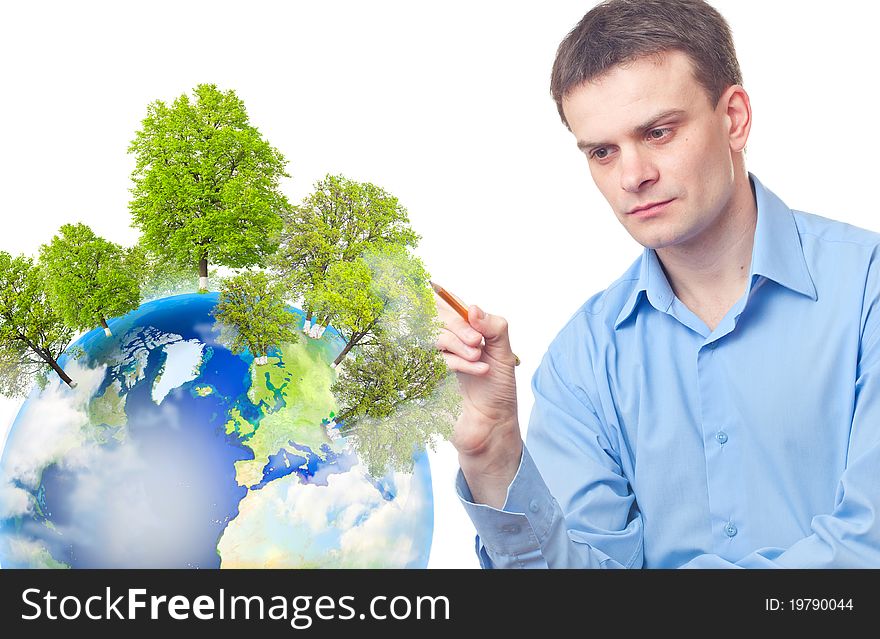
[0,0,877,568]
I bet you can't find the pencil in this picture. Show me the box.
[430,280,521,366]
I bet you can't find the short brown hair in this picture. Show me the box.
[550,0,742,129]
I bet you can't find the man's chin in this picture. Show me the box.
[632,235,688,252]
[626,231,671,251]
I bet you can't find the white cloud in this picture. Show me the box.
[337,470,427,567]
[0,473,30,519]
[279,465,385,533]
[1,360,106,489]
[218,462,431,568]
[43,440,212,567]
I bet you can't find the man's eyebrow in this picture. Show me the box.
[576,108,687,152]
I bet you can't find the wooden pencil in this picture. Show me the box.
[430,280,520,366]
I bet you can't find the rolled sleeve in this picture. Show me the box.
[455,446,558,568]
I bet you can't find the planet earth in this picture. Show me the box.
[0,293,433,568]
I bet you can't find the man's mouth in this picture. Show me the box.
[627,199,674,217]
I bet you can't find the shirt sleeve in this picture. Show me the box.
[679,296,880,569]
[455,339,644,569]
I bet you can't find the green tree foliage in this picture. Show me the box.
[212,269,299,364]
[364,243,438,342]
[0,342,33,398]
[331,332,459,477]
[128,83,290,292]
[309,242,434,367]
[39,223,141,336]
[308,258,381,364]
[268,174,419,332]
[324,243,458,476]
[0,252,76,394]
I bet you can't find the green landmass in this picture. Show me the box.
[247,355,292,410]
[31,546,71,569]
[90,380,127,429]
[232,340,339,488]
[224,407,256,439]
[5,538,71,569]
[88,380,128,444]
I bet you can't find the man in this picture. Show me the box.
[434,0,880,568]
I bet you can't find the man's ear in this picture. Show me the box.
[721,84,752,153]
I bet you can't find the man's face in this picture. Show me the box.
[562,50,741,251]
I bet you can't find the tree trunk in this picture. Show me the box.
[303,309,313,334]
[199,255,209,292]
[332,321,377,366]
[333,338,358,367]
[100,317,112,337]
[19,337,76,388]
[46,356,76,388]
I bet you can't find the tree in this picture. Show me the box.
[0,251,76,393]
[323,243,457,477]
[128,83,290,292]
[308,242,435,367]
[331,331,459,477]
[39,223,141,337]
[212,269,299,365]
[268,174,419,337]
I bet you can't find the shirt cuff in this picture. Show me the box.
[455,445,559,566]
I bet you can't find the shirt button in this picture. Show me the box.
[715,431,728,445]
[725,523,738,537]
[501,524,521,534]
[529,500,540,513]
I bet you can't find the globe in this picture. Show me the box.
[0,293,433,568]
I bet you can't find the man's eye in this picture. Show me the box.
[648,128,671,140]
[593,148,609,159]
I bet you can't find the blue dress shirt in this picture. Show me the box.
[457,173,880,568]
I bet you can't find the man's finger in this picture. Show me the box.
[435,329,483,361]
[441,351,490,376]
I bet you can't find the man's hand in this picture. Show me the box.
[433,290,523,508]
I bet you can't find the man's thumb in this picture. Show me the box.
[468,305,509,343]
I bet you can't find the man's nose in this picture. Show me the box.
[619,147,659,193]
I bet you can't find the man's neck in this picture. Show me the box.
[655,173,758,325]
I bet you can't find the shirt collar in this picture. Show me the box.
[614,173,817,330]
